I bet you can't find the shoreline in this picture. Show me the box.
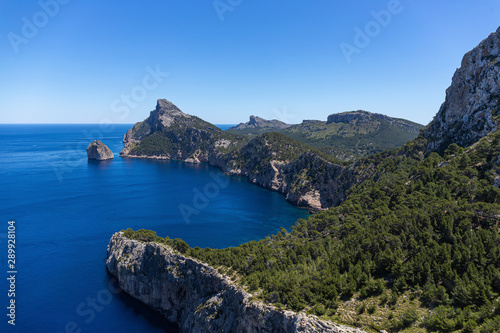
[120,153,324,213]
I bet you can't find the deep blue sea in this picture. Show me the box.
[0,124,310,333]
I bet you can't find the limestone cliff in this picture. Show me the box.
[87,140,114,160]
[120,100,360,210]
[106,232,366,333]
[423,27,500,154]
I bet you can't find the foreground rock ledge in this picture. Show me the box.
[87,140,114,160]
[106,232,366,333]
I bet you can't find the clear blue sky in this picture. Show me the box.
[0,0,499,125]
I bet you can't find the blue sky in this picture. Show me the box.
[0,0,499,125]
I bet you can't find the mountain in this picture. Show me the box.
[282,110,423,160]
[120,99,243,161]
[228,115,291,135]
[110,27,500,332]
[227,110,423,161]
[423,27,500,154]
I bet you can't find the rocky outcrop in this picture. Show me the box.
[231,115,291,130]
[423,27,500,154]
[106,232,366,333]
[87,140,114,160]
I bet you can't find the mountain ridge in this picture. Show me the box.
[227,110,423,160]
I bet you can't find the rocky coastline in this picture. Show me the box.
[106,232,366,333]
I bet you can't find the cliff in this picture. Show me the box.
[120,100,362,210]
[87,140,114,160]
[423,27,500,154]
[106,232,366,333]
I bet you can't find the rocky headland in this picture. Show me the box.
[106,232,366,333]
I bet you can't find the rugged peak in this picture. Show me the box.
[423,27,500,154]
[248,115,262,125]
[232,116,291,130]
[148,98,192,130]
[155,99,182,114]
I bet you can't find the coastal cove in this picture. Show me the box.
[0,124,310,333]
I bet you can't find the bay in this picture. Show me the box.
[0,124,309,333]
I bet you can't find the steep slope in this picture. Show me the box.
[107,232,366,333]
[223,132,362,208]
[423,27,500,154]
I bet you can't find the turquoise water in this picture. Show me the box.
[0,124,309,332]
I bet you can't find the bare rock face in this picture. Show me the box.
[119,99,365,210]
[423,27,500,154]
[86,140,114,160]
[106,232,366,333]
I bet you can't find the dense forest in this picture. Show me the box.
[124,129,500,332]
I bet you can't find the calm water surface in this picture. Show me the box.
[0,124,309,332]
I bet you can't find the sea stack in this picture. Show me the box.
[87,140,114,160]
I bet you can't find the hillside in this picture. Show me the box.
[228,111,423,161]
[112,27,500,332]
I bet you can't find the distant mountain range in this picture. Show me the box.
[228,111,423,160]
[229,115,291,132]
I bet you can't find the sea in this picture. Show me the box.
[0,124,310,333]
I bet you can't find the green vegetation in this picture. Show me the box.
[123,129,500,332]
[122,228,189,253]
[129,118,245,157]
[227,113,423,161]
[230,132,345,169]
